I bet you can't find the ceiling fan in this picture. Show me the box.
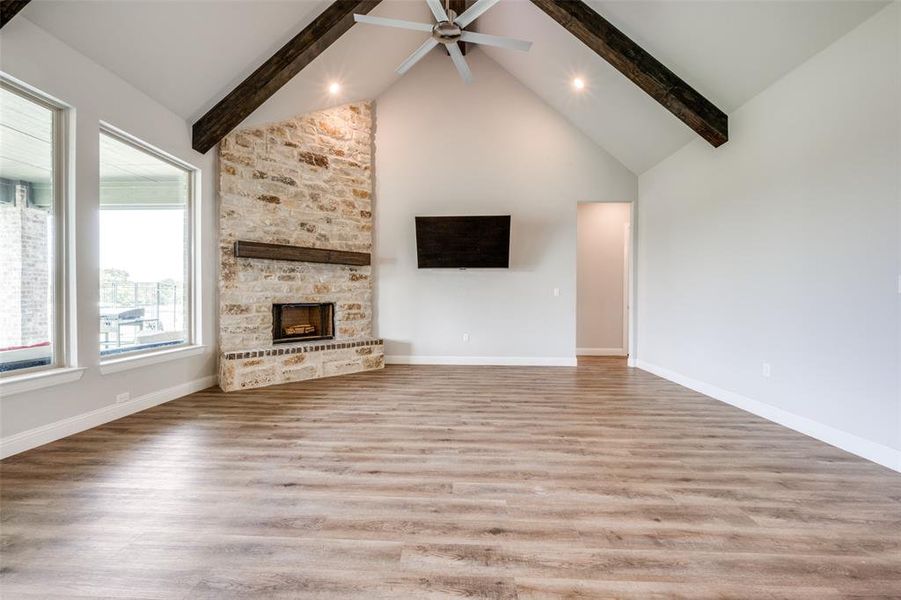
[354,0,532,84]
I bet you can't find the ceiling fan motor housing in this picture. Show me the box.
[354,0,532,84]
[432,10,462,44]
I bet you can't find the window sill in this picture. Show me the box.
[99,345,207,375]
[0,367,86,397]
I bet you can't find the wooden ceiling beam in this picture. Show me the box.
[1,0,32,29]
[530,0,728,147]
[192,0,381,154]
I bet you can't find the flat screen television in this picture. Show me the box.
[415,215,511,268]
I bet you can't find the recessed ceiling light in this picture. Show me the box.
[572,77,586,91]
[328,82,341,95]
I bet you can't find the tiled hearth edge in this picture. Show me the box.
[223,338,383,361]
[218,338,384,392]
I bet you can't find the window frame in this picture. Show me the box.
[0,77,71,380]
[97,123,200,364]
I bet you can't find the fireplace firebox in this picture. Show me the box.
[272,302,334,344]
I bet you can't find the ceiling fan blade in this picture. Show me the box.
[459,31,532,52]
[354,14,434,32]
[425,0,448,22]
[397,38,440,75]
[447,42,473,84]
[455,0,501,28]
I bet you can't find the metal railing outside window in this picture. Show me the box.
[99,282,185,352]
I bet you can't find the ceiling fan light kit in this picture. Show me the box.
[354,0,532,84]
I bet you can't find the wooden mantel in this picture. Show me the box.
[234,241,371,266]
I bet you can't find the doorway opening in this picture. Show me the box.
[576,202,631,358]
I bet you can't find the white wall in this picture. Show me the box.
[577,202,630,355]
[374,51,636,365]
[636,4,900,470]
[0,19,217,452]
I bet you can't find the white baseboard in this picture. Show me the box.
[0,375,218,459]
[577,347,626,357]
[635,360,901,473]
[386,355,578,367]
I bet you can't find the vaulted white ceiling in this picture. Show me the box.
[480,0,889,171]
[20,0,326,120]
[16,0,889,173]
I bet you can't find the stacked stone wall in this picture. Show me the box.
[218,102,381,391]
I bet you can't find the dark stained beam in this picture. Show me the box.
[1,0,31,29]
[234,241,371,266]
[192,0,382,154]
[530,0,727,147]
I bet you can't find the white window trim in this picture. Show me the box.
[0,75,73,381]
[97,123,202,367]
[99,344,207,375]
[0,367,85,396]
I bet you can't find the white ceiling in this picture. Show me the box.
[479,0,889,171]
[20,0,434,124]
[17,0,889,173]
[21,0,331,121]
[0,85,54,184]
[239,1,434,129]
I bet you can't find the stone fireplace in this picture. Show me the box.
[272,302,334,344]
[217,102,383,392]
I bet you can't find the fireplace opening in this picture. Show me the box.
[272,302,335,344]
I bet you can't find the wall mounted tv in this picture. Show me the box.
[415,215,511,269]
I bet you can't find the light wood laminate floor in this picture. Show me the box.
[2,358,900,599]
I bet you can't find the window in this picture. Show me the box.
[99,128,194,358]
[0,81,65,375]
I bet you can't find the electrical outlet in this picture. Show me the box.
[116,392,130,403]
[553,287,560,297]
[762,363,771,378]
[462,333,470,342]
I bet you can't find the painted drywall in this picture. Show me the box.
[374,51,636,364]
[234,1,432,130]
[0,18,217,446]
[636,4,901,468]
[577,202,630,354]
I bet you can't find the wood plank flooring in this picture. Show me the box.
[2,358,900,599]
